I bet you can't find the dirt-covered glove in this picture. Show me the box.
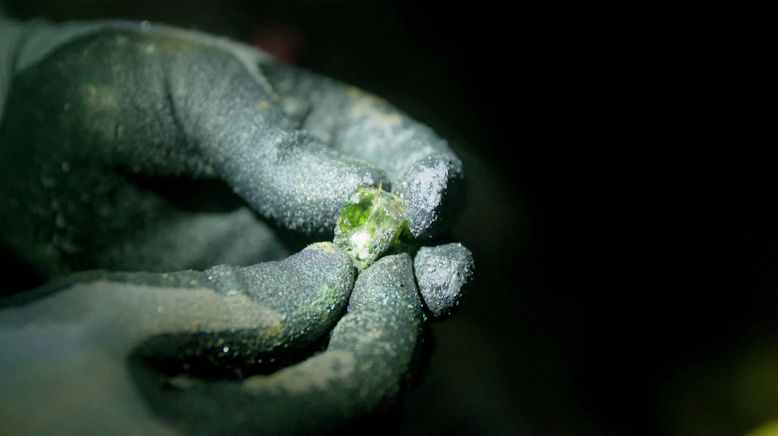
[0,245,475,435]
[0,16,474,435]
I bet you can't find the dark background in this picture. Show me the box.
[5,2,776,435]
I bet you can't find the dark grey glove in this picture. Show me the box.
[0,17,474,435]
[0,244,475,435]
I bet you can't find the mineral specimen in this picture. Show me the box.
[333,187,409,270]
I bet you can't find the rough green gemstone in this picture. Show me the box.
[334,187,409,270]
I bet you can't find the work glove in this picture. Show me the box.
[0,17,474,435]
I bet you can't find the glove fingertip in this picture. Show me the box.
[301,242,354,287]
[413,243,475,319]
[400,155,466,239]
[256,146,391,236]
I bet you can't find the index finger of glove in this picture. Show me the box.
[262,62,466,238]
[10,23,390,236]
[153,31,392,235]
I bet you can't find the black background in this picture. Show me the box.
[5,2,777,435]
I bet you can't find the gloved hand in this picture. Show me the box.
[0,17,474,435]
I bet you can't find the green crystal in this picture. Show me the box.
[334,187,409,270]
